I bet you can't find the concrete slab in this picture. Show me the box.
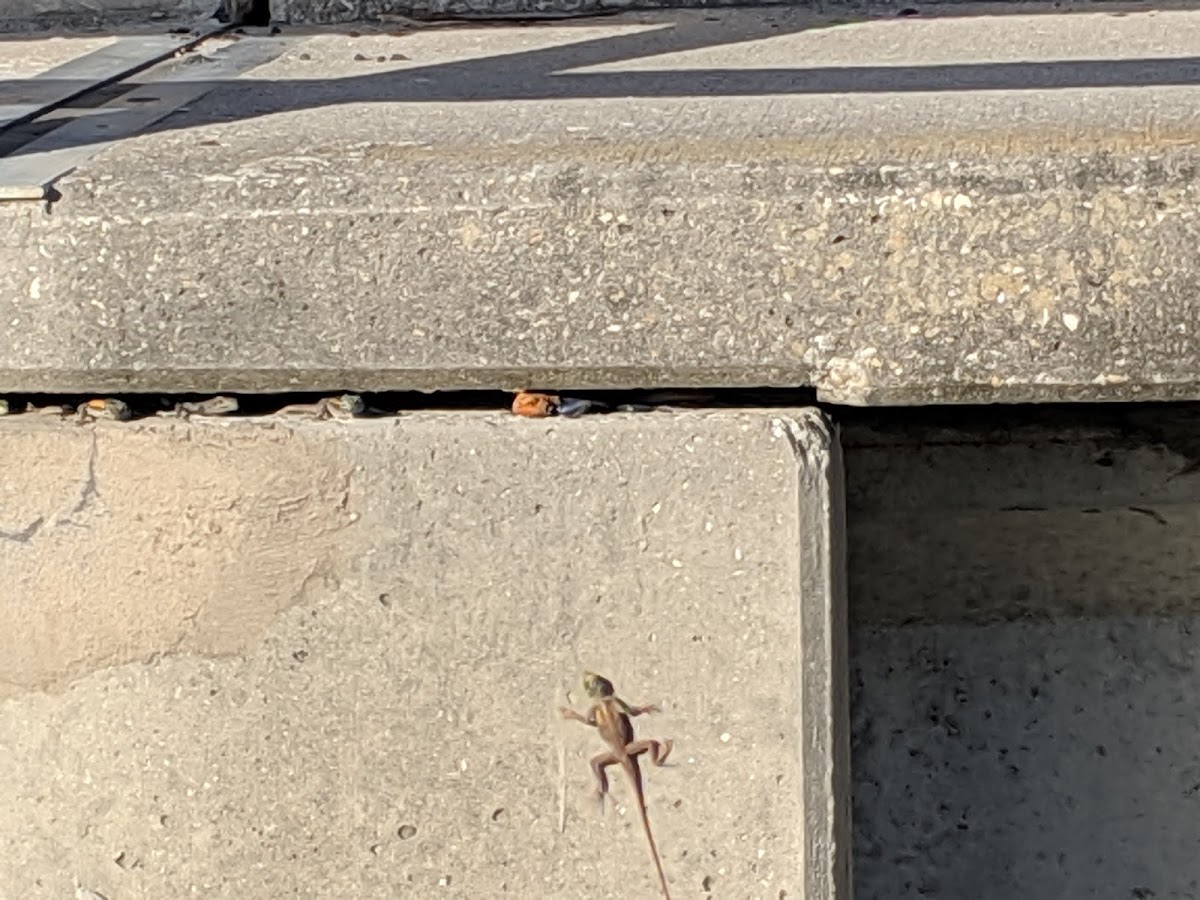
[0,408,849,899]
[0,36,119,79]
[5,4,1197,402]
[0,32,290,198]
[0,0,214,33]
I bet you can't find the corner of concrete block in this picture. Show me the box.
[768,406,852,900]
[768,408,840,487]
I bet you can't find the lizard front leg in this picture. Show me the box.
[618,698,661,717]
[559,707,590,725]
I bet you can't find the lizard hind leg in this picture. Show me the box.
[627,738,674,767]
[589,751,618,813]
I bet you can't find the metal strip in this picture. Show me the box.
[0,37,289,201]
[0,27,229,133]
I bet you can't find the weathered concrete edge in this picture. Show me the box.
[8,141,1200,404]
[777,408,853,900]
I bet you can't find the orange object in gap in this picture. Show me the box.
[511,391,560,418]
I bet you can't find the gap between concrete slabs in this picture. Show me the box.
[0,407,850,900]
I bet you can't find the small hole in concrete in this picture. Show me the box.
[398,824,417,839]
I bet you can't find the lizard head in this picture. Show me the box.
[338,394,366,415]
[582,670,615,699]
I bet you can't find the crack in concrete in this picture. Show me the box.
[48,432,103,531]
[1128,505,1169,526]
[0,516,44,543]
[0,431,100,544]
[69,432,100,516]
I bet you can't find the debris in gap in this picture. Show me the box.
[511,391,611,418]
[26,403,73,417]
[557,397,611,417]
[76,398,132,422]
[511,391,559,418]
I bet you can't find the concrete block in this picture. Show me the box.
[0,409,849,899]
[3,7,1200,402]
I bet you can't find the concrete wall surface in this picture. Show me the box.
[0,408,849,900]
[846,409,1200,900]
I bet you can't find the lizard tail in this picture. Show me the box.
[625,759,671,900]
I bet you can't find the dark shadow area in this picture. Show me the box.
[2,1,1196,160]
[1,385,818,418]
[841,401,1200,624]
[850,617,1200,900]
[845,401,1200,899]
[215,0,273,26]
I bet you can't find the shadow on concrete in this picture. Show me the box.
[845,405,1200,899]
[2,2,1199,158]
[851,616,1200,900]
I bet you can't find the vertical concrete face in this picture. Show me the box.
[852,619,1200,900]
[0,410,848,900]
[846,414,1200,900]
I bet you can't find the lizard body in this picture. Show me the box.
[276,394,366,420]
[561,671,673,899]
[28,403,72,417]
[172,396,239,418]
